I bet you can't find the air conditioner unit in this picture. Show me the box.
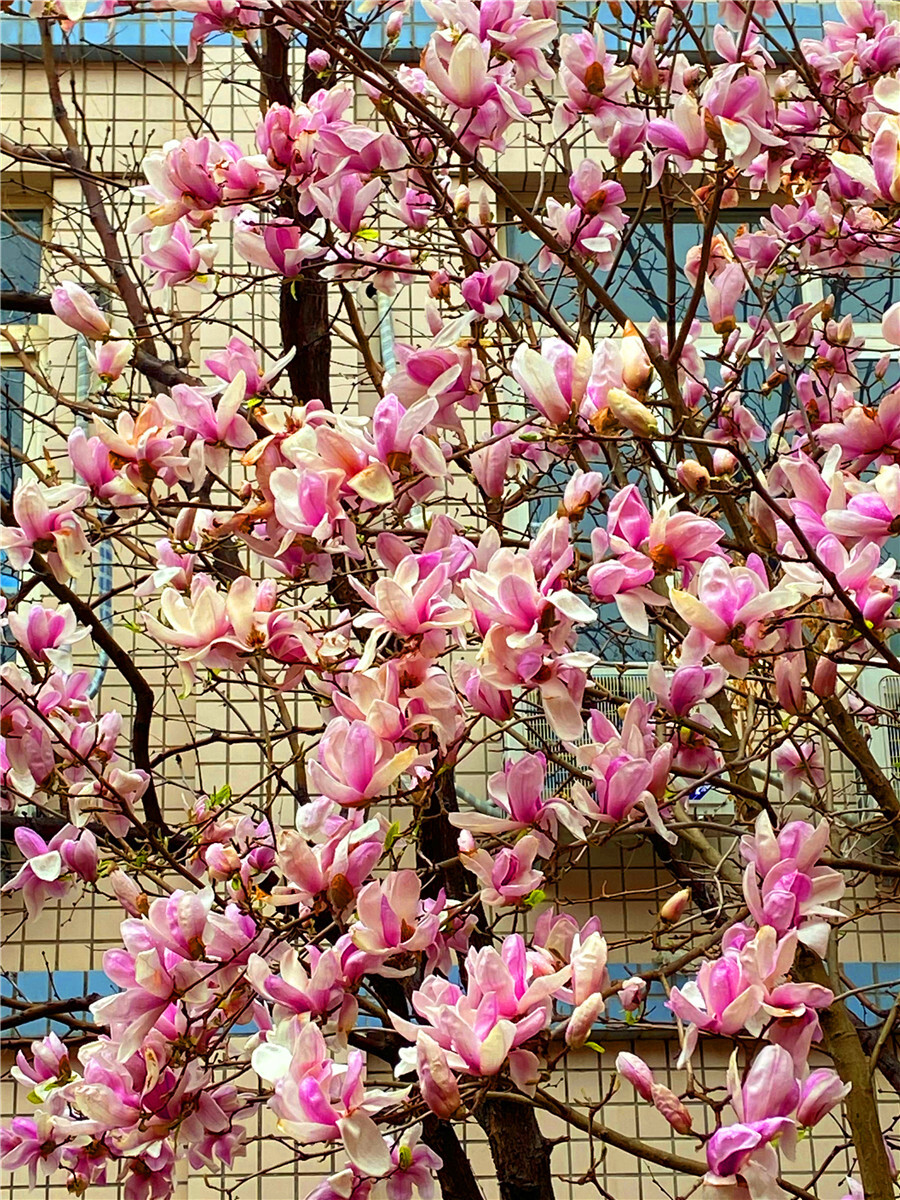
[504,670,655,799]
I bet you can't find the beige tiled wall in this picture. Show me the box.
[3,29,900,1200]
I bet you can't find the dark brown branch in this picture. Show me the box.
[29,555,166,834]
[0,993,102,1034]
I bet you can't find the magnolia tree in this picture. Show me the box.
[2,0,900,1198]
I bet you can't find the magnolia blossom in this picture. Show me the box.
[6,603,87,671]
[50,282,111,338]
[0,481,90,580]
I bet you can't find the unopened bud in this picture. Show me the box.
[385,10,404,39]
[651,1083,693,1134]
[659,888,691,923]
[606,387,658,437]
[454,186,470,216]
[712,448,737,476]
[620,320,653,392]
[676,459,710,492]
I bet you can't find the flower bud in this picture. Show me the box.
[676,459,710,493]
[417,1033,461,1119]
[618,975,648,1012]
[88,339,132,383]
[562,469,604,518]
[659,888,691,923]
[606,387,658,437]
[651,1083,693,1134]
[812,649,838,699]
[109,869,148,917]
[616,1052,654,1101]
[712,448,737,475]
[620,321,653,392]
[428,269,451,300]
[51,283,111,339]
[797,1068,849,1127]
[307,47,331,72]
[385,10,404,39]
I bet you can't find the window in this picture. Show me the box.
[1,211,43,324]
[0,11,193,62]
[363,1,840,58]
[505,216,803,331]
[1,368,24,505]
[1,368,25,653]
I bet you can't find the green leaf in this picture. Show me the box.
[584,1041,605,1054]
[209,784,232,808]
[523,889,546,908]
[384,821,401,853]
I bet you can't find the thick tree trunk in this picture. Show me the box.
[261,24,333,409]
[475,1098,556,1200]
[797,949,895,1200]
[422,1117,486,1200]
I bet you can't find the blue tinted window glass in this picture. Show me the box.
[1,211,42,323]
[1,11,192,58]
[1,368,24,503]
[1,368,24,629]
[826,266,900,324]
[507,217,801,328]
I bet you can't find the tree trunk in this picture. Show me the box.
[797,949,895,1200]
[475,1097,556,1200]
[422,1117,486,1200]
[261,24,333,409]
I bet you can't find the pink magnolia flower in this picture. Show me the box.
[309,171,383,235]
[774,739,825,801]
[6,603,87,670]
[670,555,805,678]
[703,66,783,170]
[252,1022,398,1177]
[450,753,586,855]
[384,1123,442,1200]
[571,700,675,844]
[646,93,709,181]
[704,262,747,334]
[87,338,132,383]
[705,1046,800,1189]
[0,481,91,580]
[50,282,111,338]
[234,213,327,276]
[351,556,469,646]
[457,829,544,907]
[206,336,295,398]
[308,718,421,808]
[141,220,218,292]
[0,1113,68,1186]
[460,262,520,321]
[741,814,844,954]
[275,811,385,915]
[667,951,765,1065]
[1,825,98,918]
[564,930,609,1047]
[67,427,120,501]
[392,934,570,1084]
[350,870,443,969]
